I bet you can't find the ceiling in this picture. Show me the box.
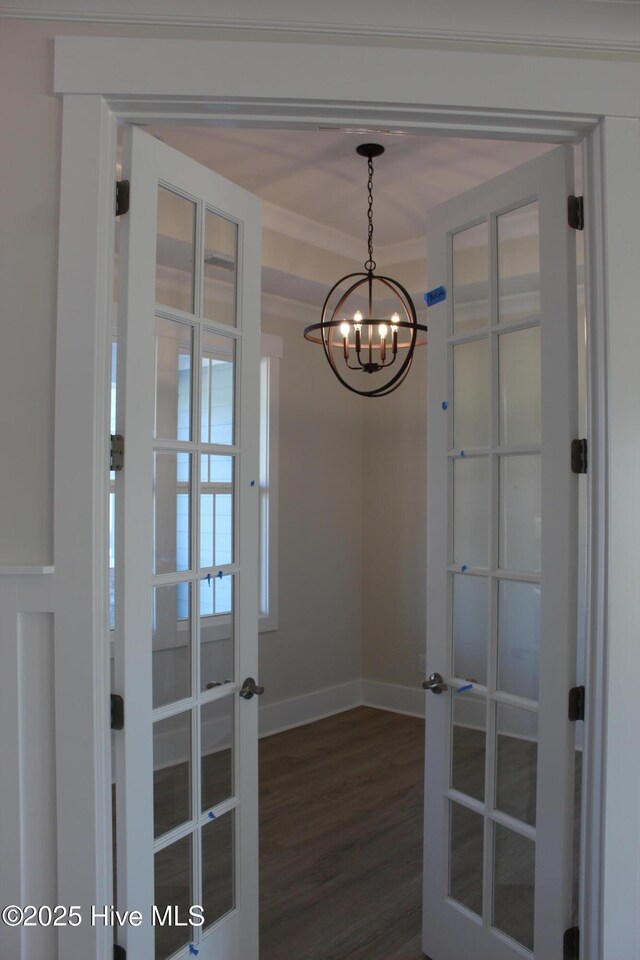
[146,126,554,247]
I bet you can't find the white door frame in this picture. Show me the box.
[52,35,640,960]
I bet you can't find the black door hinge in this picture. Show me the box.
[571,438,587,475]
[568,195,584,231]
[564,925,580,960]
[114,945,126,960]
[115,180,130,217]
[111,694,125,731]
[568,686,585,722]
[111,434,124,472]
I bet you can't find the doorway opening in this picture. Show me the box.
[109,123,588,960]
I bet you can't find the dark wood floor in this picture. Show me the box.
[259,707,427,960]
[115,705,582,959]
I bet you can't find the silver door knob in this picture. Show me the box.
[422,672,448,694]
[240,677,265,700]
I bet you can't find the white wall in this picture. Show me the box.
[259,313,365,705]
[2,15,640,960]
[361,349,428,689]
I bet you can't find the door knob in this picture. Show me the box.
[422,672,448,694]
[240,677,265,700]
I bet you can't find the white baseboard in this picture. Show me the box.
[259,677,425,738]
[259,679,362,738]
[361,678,426,719]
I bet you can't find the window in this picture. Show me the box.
[109,333,281,635]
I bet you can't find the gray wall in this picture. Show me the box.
[259,314,366,704]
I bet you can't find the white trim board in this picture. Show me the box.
[3,1,640,54]
[258,678,426,739]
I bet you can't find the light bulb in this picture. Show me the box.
[390,312,400,332]
[378,324,388,339]
[340,321,350,338]
[353,310,363,329]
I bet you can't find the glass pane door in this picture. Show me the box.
[114,125,261,960]
[424,146,579,960]
[152,192,240,959]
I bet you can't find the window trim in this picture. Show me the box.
[258,332,282,634]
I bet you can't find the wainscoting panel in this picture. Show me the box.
[0,569,55,960]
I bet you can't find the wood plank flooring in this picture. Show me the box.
[259,706,427,960]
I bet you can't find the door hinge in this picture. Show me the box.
[111,693,124,731]
[115,179,130,217]
[111,434,124,472]
[568,686,585,722]
[568,195,584,231]
[571,438,587,475]
[564,925,580,960]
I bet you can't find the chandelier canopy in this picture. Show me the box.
[304,143,428,398]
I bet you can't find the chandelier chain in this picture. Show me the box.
[365,156,376,274]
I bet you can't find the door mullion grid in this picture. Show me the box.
[483,207,500,933]
[192,198,205,945]
[231,225,243,918]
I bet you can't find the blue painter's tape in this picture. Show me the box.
[460,450,466,458]
[461,564,468,573]
[206,573,211,586]
[250,480,256,487]
[189,946,199,956]
[441,401,448,410]
[208,811,217,820]
[217,570,224,580]
[457,683,473,694]
[424,286,447,307]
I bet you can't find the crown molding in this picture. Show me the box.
[261,290,318,324]
[377,236,427,266]
[1,3,639,54]
[262,201,364,262]
[263,200,428,265]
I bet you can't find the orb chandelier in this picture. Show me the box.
[304,143,428,397]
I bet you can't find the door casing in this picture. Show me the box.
[52,35,640,960]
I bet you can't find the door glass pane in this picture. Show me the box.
[451,694,486,802]
[201,330,235,445]
[495,704,538,827]
[154,317,193,441]
[153,583,191,709]
[201,697,234,811]
[497,580,540,700]
[452,222,489,335]
[499,326,541,445]
[154,834,192,960]
[156,187,196,313]
[202,810,235,929]
[449,801,484,916]
[153,711,192,838]
[498,202,540,326]
[493,824,535,951]
[453,457,490,567]
[200,455,234,568]
[204,210,238,327]
[500,455,541,573]
[201,573,235,690]
[153,452,191,575]
[452,574,488,686]
[453,338,490,449]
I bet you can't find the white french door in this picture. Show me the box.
[113,125,261,960]
[423,146,579,960]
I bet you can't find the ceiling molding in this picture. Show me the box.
[2,3,639,54]
[261,290,318,324]
[264,200,428,265]
[262,201,364,261]
[377,237,426,267]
